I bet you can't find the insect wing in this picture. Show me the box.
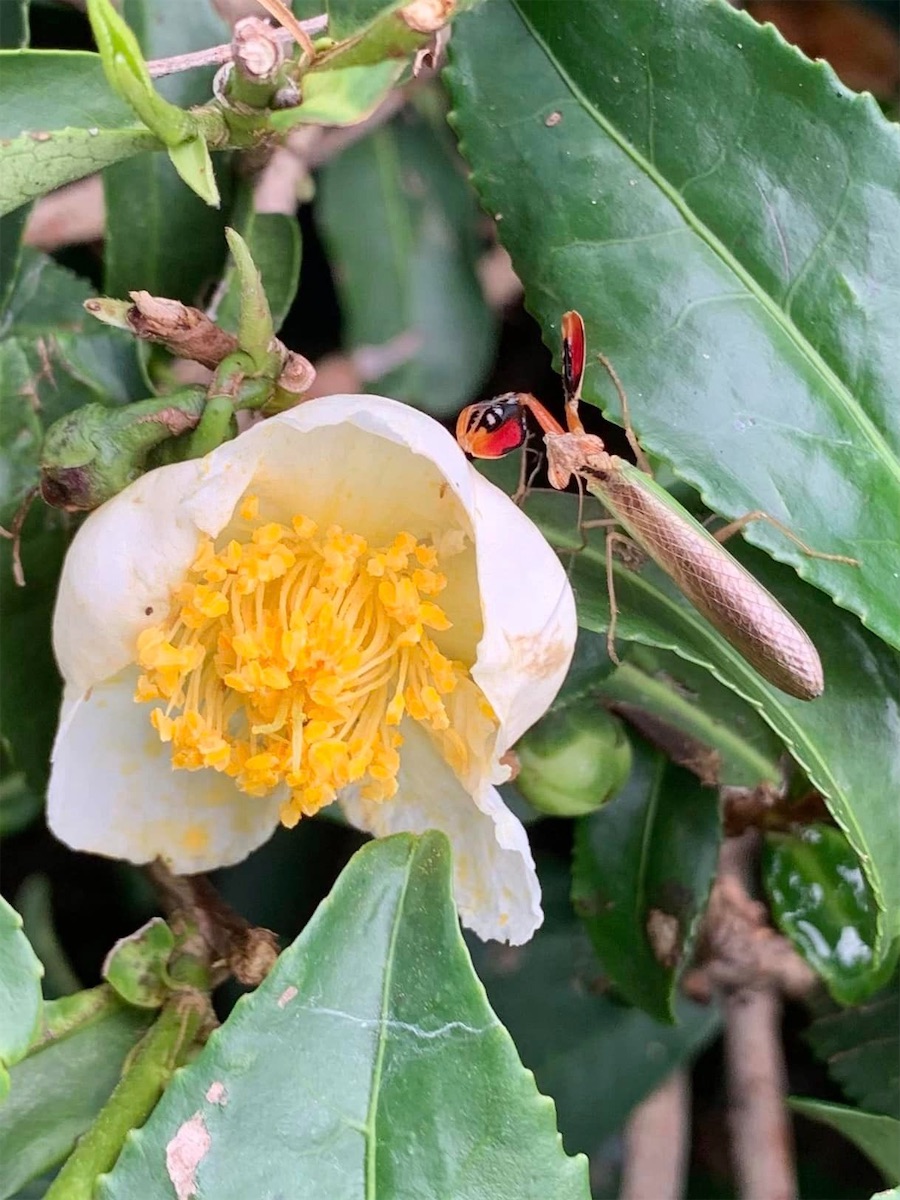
[590,459,824,699]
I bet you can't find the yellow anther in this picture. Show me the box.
[292,514,317,539]
[136,512,495,827]
[239,494,260,521]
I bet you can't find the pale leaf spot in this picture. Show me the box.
[166,1112,211,1200]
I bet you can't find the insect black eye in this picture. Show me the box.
[480,405,504,431]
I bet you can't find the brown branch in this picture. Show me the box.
[715,833,798,1200]
[620,1069,691,1200]
[146,861,279,987]
[147,15,328,78]
[682,832,817,1002]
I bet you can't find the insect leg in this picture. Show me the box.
[512,426,542,505]
[711,510,860,567]
[595,351,653,477]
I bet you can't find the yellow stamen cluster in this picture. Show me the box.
[135,497,490,827]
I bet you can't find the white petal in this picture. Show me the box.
[339,720,542,944]
[468,471,577,758]
[52,460,210,692]
[48,672,283,872]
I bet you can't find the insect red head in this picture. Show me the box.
[455,394,527,458]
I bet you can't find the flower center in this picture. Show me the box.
[135,495,494,827]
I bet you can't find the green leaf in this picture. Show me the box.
[0,993,152,1198]
[0,251,144,793]
[102,0,229,301]
[0,51,158,216]
[0,767,43,839]
[806,977,900,1119]
[102,919,175,1010]
[789,1100,900,1183]
[269,59,404,129]
[467,857,720,1153]
[15,876,81,1001]
[446,0,900,653]
[572,739,721,1021]
[166,132,220,208]
[316,106,496,417]
[517,485,900,956]
[0,0,28,50]
[86,0,196,147]
[0,896,43,1100]
[763,824,891,1005]
[101,834,589,1199]
[213,187,301,338]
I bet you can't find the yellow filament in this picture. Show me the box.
[135,499,493,827]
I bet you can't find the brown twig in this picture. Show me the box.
[146,861,279,987]
[682,833,817,1002]
[714,833,798,1200]
[147,15,328,78]
[620,1069,691,1200]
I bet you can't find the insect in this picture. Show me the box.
[456,312,858,701]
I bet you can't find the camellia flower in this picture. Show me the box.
[49,396,576,943]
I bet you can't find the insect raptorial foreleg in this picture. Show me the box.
[595,351,652,477]
[711,510,860,567]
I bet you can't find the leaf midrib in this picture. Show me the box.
[363,840,415,1197]
[510,0,900,489]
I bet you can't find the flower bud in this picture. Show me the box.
[515,705,632,817]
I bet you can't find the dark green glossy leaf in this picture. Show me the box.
[764,824,891,1004]
[806,977,900,1119]
[0,207,30,336]
[572,740,721,1021]
[317,105,495,417]
[516,484,900,956]
[0,1,28,50]
[0,0,29,284]
[102,0,228,301]
[0,251,144,792]
[213,187,301,339]
[14,877,80,1001]
[101,834,589,1200]
[0,51,158,216]
[0,896,43,1100]
[598,646,783,788]
[0,768,42,840]
[467,858,720,1155]
[0,993,152,1199]
[446,0,900,651]
[789,1099,900,1183]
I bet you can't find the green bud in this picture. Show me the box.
[40,392,207,511]
[87,0,198,147]
[515,706,632,818]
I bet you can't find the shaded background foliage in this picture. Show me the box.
[1,0,898,1197]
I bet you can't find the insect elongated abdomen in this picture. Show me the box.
[580,452,823,699]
